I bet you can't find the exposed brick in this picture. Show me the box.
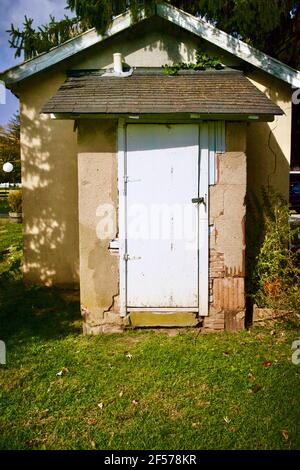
[203,312,225,331]
[209,250,226,306]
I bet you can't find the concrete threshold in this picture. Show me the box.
[126,311,200,328]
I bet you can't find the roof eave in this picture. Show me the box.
[0,8,147,86]
[156,3,300,89]
[44,112,280,123]
[1,1,299,89]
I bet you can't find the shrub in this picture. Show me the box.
[247,188,300,315]
[8,190,22,214]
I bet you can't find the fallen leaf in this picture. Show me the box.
[223,416,231,424]
[132,400,139,406]
[223,352,230,357]
[97,402,104,410]
[229,427,238,433]
[250,384,262,394]
[87,418,97,426]
[262,361,273,367]
[119,391,124,398]
[197,400,211,407]
[270,330,276,336]
[56,367,69,377]
[25,440,34,448]
[282,430,289,441]
[125,352,133,360]
[247,372,256,382]
[192,422,202,429]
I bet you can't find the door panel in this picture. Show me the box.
[126,124,199,308]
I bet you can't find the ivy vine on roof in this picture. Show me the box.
[163,50,225,75]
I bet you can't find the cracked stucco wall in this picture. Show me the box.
[77,119,122,334]
[246,71,292,199]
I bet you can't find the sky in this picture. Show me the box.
[0,0,69,126]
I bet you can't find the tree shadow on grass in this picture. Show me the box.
[0,279,82,343]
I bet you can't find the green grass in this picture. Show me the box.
[0,223,23,276]
[1,224,300,450]
[0,199,9,214]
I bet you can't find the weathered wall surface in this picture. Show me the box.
[17,69,79,286]
[205,122,247,331]
[77,119,122,333]
[246,71,292,198]
[70,18,241,71]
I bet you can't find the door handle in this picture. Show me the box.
[192,196,207,205]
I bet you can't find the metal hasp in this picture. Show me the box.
[192,196,206,205]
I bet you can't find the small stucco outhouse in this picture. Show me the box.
[1,3,299,333]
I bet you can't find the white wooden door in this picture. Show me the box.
[125,123,208,311]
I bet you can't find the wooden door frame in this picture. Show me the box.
[117,119,212,318]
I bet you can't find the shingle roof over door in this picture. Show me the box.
[42,69,283,117]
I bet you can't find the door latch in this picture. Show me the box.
[192,195,207,205]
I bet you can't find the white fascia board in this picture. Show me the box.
[1,9,144,86]
[157,2,300,89]
[2,1,300,89]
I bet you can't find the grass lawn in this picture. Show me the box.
[0,190,10,214]
[0,200,9,214]
[0,223,300,450]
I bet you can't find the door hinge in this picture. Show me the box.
[124,253,142,261]
[124,176,142,183]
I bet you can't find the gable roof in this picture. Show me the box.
[42,68,283,119]
[1,2,300,88]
